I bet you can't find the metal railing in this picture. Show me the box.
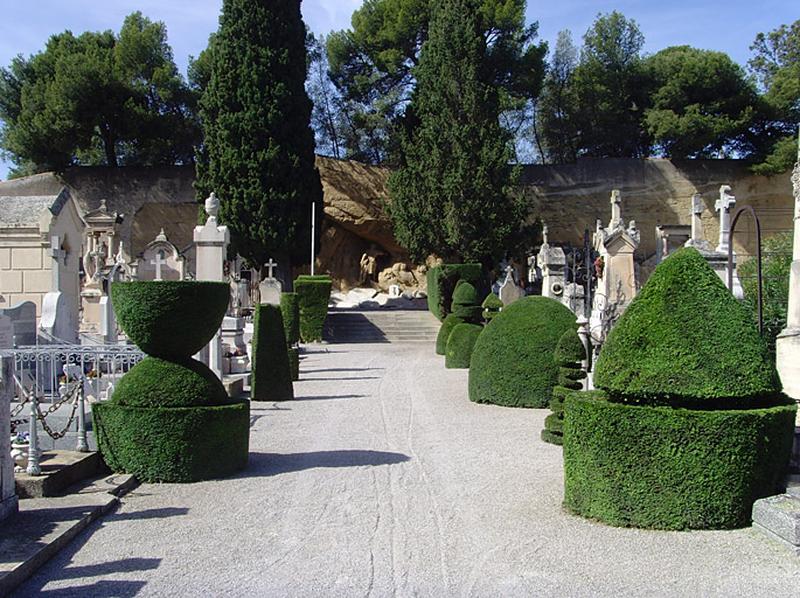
[3,344,144,475]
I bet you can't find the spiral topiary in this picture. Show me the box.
[436,281,482,355]
[93,281,250,483]
[563,247,796,530]
[541,328,585,445]
[481,292,503,322]
[468,296,576,408]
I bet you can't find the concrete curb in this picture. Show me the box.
[0,474,139,597]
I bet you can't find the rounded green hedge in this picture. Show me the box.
[594,247,779,406]
[481,292,503,322]
[111,357,228,408]
[562,391,797,530]
[93,400,250,483]
[295,275,332,343]
[426,264,485,320]
[445,323,482,369]
[251,304,294,402]
[436,313,464,355]
[468,296,576,408]
[280,292,300,345]
[111,281,230,358]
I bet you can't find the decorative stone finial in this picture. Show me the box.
[155,228,168,243]
[205,192,220,221]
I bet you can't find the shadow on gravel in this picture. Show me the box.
[106,507,189,522]
[34,580,147,597]
[302,367,385,373]
[300,376,381,381]
[292,394,367,401]
[241,450,410,476]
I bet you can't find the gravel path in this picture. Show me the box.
[14,343,800,597]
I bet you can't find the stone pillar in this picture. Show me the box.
[777,135,800,400]
[194,193,230,379]
[0,314,18,522]
[715,185,736,254]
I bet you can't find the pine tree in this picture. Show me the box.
[387,0,523,265]
[195,0,323,274]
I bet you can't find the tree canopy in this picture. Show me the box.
[0,12,198,176]
[195,0,322,272]
[387,0,524,264]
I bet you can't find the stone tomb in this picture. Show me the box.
[137,229,186,281]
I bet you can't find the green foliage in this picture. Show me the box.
[481,292,503,322]
[594,248,780,405]
[111,281,230,359]
[387,0,525,264]
[436,313,465,356]
[739,233,793,355]
[112,357,228,408]
[542,328,585,445]
[280,292,301,346]
[562,391,796,529]
[326,0,546,164]
[287,346,300,381]
[0,12,198,174]
[426,264,485,320]
[644,46,758,158]
[93,400,250,483]
[251,304,294,402]
[450,281,482,321]
[469,296,576,408]
[445,323,483,369]
[537,30,580,164]
[294,275,332,342]
[195,0,323,269]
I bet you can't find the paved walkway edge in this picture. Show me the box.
[0,474,139,597]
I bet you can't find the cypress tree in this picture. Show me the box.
[387,0,523,265]
[196,0,323,276]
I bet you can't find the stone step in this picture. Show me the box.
[324,310,441,344]
[752,493,800,555]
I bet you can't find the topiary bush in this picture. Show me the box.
[280,292,300,346]
[541,328,585,445]
[295,275,332,342]
[436,281,482,355]
[287,346,300,381]
[482,292,503,322]
[251,304,294,401]
[563,391,796,529]
[445,323,482,369]
[469,296,576,408]
[95,281,250,483]
[563,247,796,530]
[111,281,230,358]
[426,263,486,320]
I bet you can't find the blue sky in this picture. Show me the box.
[0,0,796,179]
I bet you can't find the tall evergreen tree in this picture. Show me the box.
[196,0,323,274]
[387,0,523,264]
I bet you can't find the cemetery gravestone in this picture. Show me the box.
[258,259,282,306]
[499,266,524,306]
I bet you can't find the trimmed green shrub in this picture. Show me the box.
[542,328,586,445]
[112,357,229,408]
[450,281,482,321]
[295,275,332,342]
[563,391,796,530]
[469,296,576,408]
[93,400,250,483]
[445,323,482,369]
[482,292,503,322]
[111,281,230,358]
[287,346,300,381]
[251,304,294,401]
[426,263,485,320]
[594,247,779,406]
[280,292,300,346]
[436,313,464,355]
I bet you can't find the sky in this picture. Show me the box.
[0,0,796,180]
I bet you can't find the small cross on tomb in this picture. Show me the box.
[265,258,278,280]
[151,250,166,280]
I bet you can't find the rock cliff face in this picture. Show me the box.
[0,157,792,289]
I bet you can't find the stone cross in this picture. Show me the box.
[49,235,67,290]
[609,190,623,230]
[150,250,166,281]
[265,258,278,280]
[715,185,736,254]
[690,194,704,243]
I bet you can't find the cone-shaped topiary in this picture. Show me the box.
[280,292,300,346]
[445,323,483,369]
[251,303,294,401]
[95,280,249,483]
[563,247,796,530]
[469,296,576,408]
[481,292,503,322]
[594,247,779,406]
[541,328,585,445]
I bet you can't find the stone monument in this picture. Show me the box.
[194,193,230,378]
[499,265,524,306]
[777,134,800,401]
[40,234,80,343]
[258,259,282,306]
[537,224,566,300]
[0,313,18,522]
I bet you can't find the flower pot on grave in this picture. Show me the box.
[93,281,250,483]
[11,441,29,472]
